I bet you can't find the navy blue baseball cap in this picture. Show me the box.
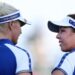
[48,15,75,32]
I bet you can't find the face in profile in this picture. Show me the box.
[11,20,21,44]
[56,27,75,52]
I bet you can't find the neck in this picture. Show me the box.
[0,33,11,40]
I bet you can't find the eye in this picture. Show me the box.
[61,29,65,32]
[59,28,66,33]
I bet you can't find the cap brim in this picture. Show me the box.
[19,20,26,27]
[0,10,30,27]
[48,21,61,32]
[48,16,75,32]
[18,17,30,27]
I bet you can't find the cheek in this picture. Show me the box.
[62,35,71,46]
[15,25,21,34]
[60,35,69,49]
[13,27,21,39]
[16,28,21,37]
[17,25,21,33]
[61,36,74,51]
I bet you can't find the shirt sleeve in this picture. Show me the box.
[52,53,74,75]
[5,44,32,74]
[15,47,32,74]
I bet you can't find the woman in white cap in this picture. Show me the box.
[48,14,75,75]
[0,2,32,75]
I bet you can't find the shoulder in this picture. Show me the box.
[4,44,30,58]
[65,52,75,64]
[52,52,75,75]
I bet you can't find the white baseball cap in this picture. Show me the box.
[48,15,75,32]
[0,10,30,26]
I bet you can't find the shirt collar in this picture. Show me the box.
[0,39,14,45]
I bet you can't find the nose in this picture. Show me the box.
[56,33,60,39]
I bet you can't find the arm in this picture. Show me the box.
[52,70,64,75]
[17,72,32,75]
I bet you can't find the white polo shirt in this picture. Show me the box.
[52,50,75,75]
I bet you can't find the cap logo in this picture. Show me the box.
[69,19,75,26]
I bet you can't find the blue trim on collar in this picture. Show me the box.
[57,53,70,67]
[0,39,14,45]
[71,48,75,52]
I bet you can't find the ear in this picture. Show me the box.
[8,21,15,30]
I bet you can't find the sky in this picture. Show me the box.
[1,0,75,71]
[2,0,75,45]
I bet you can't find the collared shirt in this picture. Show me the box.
[52,49,75,75]
[0,39,32,75]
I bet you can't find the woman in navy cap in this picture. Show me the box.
[48,14,75,75]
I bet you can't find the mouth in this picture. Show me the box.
[59,41,62,47]
[59,41,62,44]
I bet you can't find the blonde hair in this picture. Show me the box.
[0,2,19,27]
[0,2,18,16]
[0,2,19,32]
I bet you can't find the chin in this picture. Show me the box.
[62,50,68,52]
[61,48,71,52]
